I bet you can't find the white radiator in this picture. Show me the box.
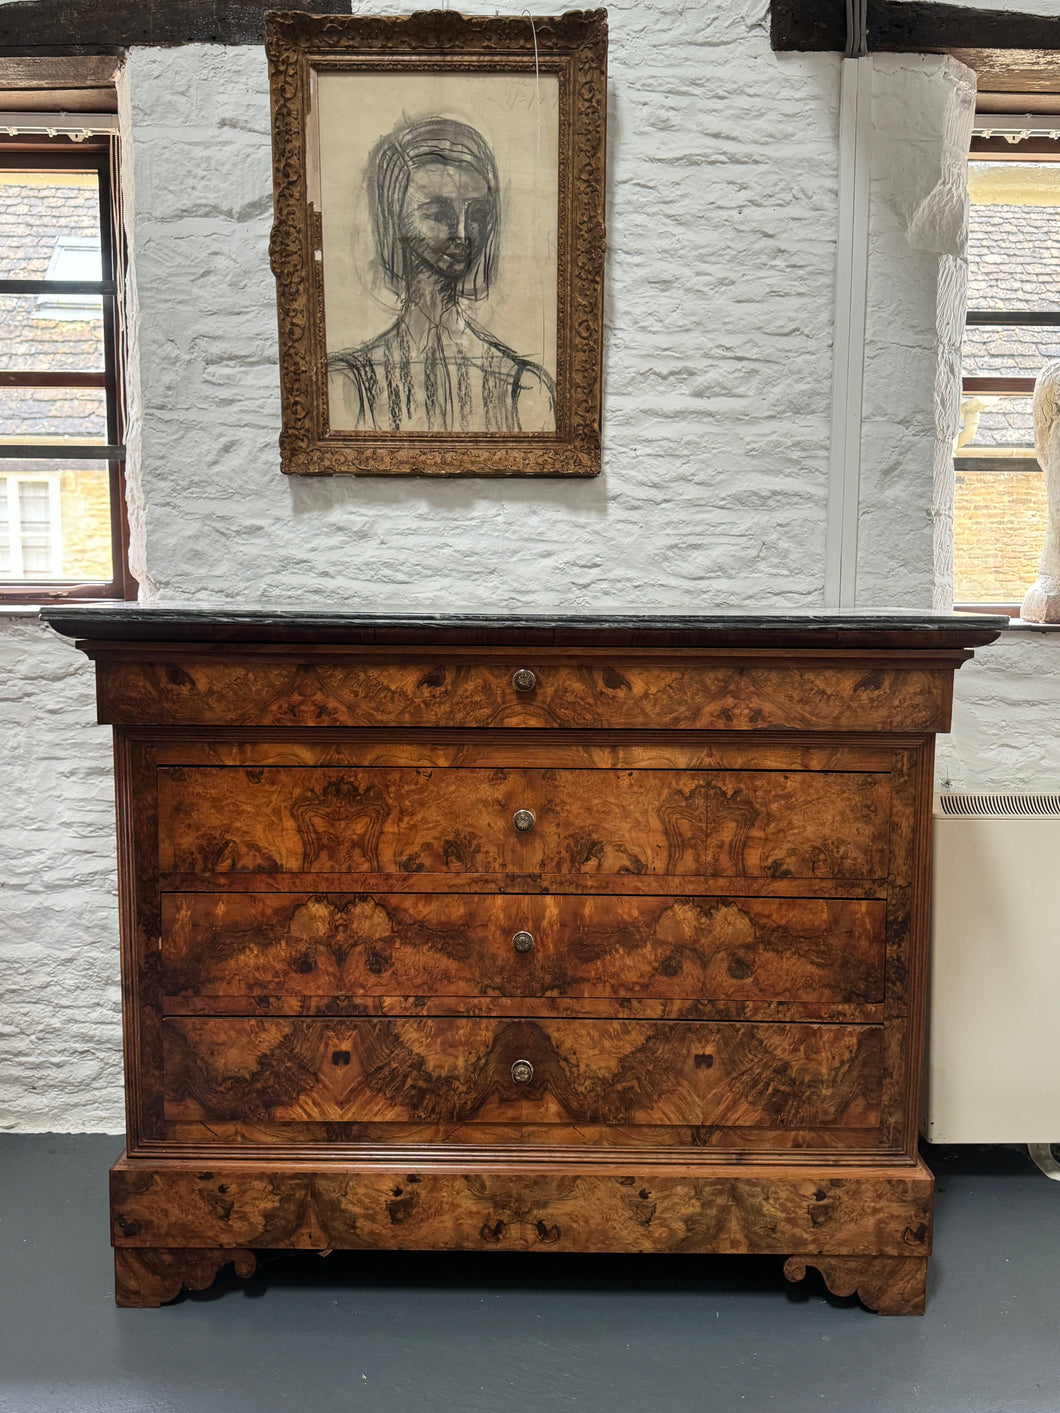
[924,793,1060,1145]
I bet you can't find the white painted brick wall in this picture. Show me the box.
[0,618,122,1131]
[1,1,1051,1132]
[941,633,1060,791]
[859,54,975,608]
[124,13,841,611]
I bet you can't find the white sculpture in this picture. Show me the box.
[1021,360,1060,622]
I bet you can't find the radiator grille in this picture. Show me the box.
[935,792,1060,819]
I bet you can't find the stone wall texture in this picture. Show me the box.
[0,617,121,1131]
[861,54,974,609]
[940,632,1060,793]
[1,2,1052,1133]
[123,14,841,611]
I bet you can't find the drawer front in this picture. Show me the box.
[158,766,890,879]
[161,892,886,1006]
[162,1017,884,1133]
[99,655,951,731]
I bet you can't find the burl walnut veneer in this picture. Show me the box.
[42,607,1005,1313]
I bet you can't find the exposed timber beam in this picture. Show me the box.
[772,2,1060,90]
[0,1,350,55]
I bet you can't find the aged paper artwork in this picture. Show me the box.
[319,75,559,436]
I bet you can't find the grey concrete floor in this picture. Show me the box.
[0,1136,1058,1413]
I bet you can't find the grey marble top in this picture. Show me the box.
[39,604,1008,649]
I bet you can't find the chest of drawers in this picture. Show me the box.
[43,607,1003,1313]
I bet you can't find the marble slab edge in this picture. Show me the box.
[38,605,1009,650]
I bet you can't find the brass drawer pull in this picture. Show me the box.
[511,1059,534,1085]
[512,930,535,954]
[512,668,537,692]
[512,809,535,833]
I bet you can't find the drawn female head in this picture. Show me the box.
[368,117,500,302]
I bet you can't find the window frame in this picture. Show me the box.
[0,133,133,603]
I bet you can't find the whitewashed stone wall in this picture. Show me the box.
[941,633,1060,791]
[860,53,975,607]
[1,0,1051,1132]
[0,618,121,1131]
[124,20,840,608]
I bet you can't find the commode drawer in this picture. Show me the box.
[157,766,890,879]
[160,892,886,1010]
[97,654,952,732]
[162,1016,884,1137]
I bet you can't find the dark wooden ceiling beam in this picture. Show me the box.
[772,1,1060,56]
[0,0,349,55]
[772,1,847,52]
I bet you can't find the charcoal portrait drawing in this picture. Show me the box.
[327,117,556,435]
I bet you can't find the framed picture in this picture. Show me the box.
[266,9,608,477]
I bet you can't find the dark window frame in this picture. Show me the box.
[0,133,133,602]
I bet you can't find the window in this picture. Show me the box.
[0,122,131,601]
[955,114,1060,611]
[36,234,104,319]
[0,473,61,576]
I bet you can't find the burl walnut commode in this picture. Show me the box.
[42,606,1005,1313]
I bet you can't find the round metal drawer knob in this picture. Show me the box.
[512,930,535,954]
[512,809,536,833]
[511,1059,534,1085]
[512,668,537,692]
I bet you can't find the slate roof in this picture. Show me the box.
[967,202,1060,312]
[962,201,1060,450]
[0,178,106,441]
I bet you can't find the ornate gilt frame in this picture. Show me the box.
[265,9,607,477]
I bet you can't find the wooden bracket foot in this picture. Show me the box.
[114,1247,257,1308]
[783,1254,927,1315]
